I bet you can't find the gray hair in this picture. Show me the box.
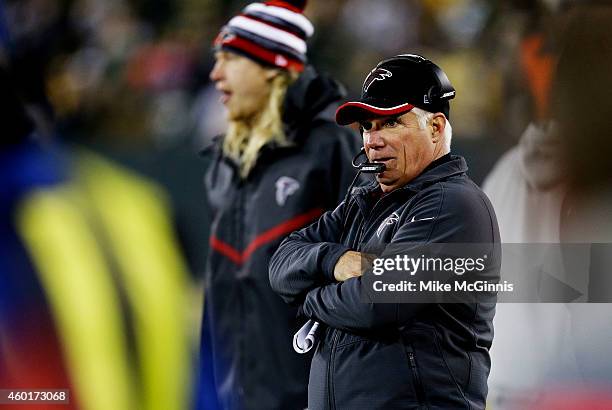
[411,107,452,151]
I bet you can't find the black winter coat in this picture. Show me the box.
[201,66,361,410]
[270,156,500,410]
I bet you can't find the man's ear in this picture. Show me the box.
[431,113,446,143]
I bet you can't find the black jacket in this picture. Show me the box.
[200,66,361,410]
[269,156,500,410]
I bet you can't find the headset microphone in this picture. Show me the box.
[359,163,385,173]
[352,147,386,173]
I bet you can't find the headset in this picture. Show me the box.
[342,148,377,226]
[426,62,456,105]
[352,147,385,173]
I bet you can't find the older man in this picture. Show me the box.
[270,54,500,409]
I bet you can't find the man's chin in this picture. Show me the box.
[226,111,240,121]
[376,176,398,193]
[227,109,255,123]
[376,171,394,184]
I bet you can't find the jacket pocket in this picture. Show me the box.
[403,328,472,409]
[404,344,427,408]
[329,333,423,409]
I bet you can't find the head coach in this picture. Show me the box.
[269,54,500,409]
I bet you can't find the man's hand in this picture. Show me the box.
[334,251,368,282]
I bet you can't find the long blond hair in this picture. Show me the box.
[223,70,298,178]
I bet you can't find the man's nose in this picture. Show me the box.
[209,61,223,82]
[363,129,385,151]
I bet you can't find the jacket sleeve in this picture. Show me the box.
[269,201,352,306]
[269,123,362,306]
[301,184,499,332]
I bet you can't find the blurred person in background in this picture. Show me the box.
[556,3,612,246]
[0,8,193,409]
[0,69,193,410]
[550,3,612,408]
[521,3,612,409]
[484,2,612,409]
[482,5,582,408]
[483,21,563,242]
[197,0,361,409]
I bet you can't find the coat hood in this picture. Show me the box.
[282,65,346,142]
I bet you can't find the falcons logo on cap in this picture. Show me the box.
[363,68,392,93]
[214,27,236,46]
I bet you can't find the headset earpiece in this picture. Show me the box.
[429,64,455,103]
[427,85,440,104]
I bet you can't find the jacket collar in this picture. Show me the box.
[352,155,469,199]
[403,154,467,191]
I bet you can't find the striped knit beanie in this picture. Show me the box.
[213,0,314,72]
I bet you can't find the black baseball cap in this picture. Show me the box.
[335,54,456,125]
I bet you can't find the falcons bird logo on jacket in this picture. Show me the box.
[275,176,300,206]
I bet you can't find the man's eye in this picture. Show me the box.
[359,121,373,131]
[383,118,398,127]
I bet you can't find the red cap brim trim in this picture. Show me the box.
[335,102,415,125]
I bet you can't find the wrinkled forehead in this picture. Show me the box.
[359,110,416,126]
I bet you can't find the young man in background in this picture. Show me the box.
[198,1,360,409]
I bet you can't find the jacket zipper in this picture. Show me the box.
[354,218,367,249]
[327,328,340,410]
[237,185,247,402]
[408,350,426,407]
